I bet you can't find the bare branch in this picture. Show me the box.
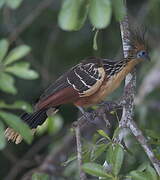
[74,122,86,180]
[128,120,160,174]
[7,0,53,43]
[115,1,160,176]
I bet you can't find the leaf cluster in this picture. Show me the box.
[58,0,126,31]
[0,39,38,146]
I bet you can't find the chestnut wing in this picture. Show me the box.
[36,58,105,110]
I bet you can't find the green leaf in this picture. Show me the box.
[5,62,38,79]
[48,114,63,134]
[0,111,33,144]
[89,0,112,29]
[0,100,32,113]
[0,0,5,8]
[112,0,126,21]
[0,72,17,94]
[97,129,111,141]
[58,0,88,31]
[112,127,121,140]
[129,170,148,180]
[146,165,158,180]
[91,143,108,161]
[145,129,160,140]
[0,121,6,150]
[106,143,124,176]
[32,173,49,180]
[6,0,23,9]
[0,39,9,62]
[62,154,77,166]
[112,144,124,176]
[36,119,48,135]
[130,164,158,180]
[4,45,31,65]
[63,161,78,177]
[37,114,63,135]
[83,147,92,162]
[82,162,113,178]
[137,162,150,171]
[106,144,114,165]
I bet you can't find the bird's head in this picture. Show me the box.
[128,28,150,62]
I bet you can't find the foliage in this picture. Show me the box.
[0,39,38,145]
[0,0,159,179]
[58,0,126,31]
[0,0,24,9]
[36,114,63,135]
[64,130,158,180]
[32,173,49,180]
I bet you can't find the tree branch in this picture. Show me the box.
[74,122,86,180]
[115,1,160,176]
[128,120,160,174]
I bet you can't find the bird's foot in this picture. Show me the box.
[93,108,111,128]
[72,111,95,128]
[83,111,97,125]
[76,106,97,124]
[98,101,119,112]
[76,106,112,127]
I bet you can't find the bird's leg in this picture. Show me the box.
[102,113,111,128]
[98,101,119,112]
[77,106,111,127]
[92,106,111,128]
[76,106,96,124]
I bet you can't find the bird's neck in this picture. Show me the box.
[124,58,140,75]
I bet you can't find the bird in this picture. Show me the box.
[4,29,150,144]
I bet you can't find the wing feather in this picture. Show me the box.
[36,57,106,110]
[67,60,105,97]
[102,59,127,78]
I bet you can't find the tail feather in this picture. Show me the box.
[5,107,58,144]
[21,108,48,128]
[5,128,36,144]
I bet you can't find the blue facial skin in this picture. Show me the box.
[137,50,150,61]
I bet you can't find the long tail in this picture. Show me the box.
[21,108,48,128]
[5,108,58,144]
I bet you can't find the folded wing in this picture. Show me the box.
[36,57,106,110]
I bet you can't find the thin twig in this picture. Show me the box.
[128,120,160,175]
[8,0,53,43]
[74,122,86,180]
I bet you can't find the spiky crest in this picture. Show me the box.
[123,26,148,60]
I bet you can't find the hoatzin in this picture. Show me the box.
[5,30,149,144]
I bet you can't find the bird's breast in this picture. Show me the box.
[74,62,135,107]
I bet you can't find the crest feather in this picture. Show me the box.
[129,26,147,50]
[122,24,148,59]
